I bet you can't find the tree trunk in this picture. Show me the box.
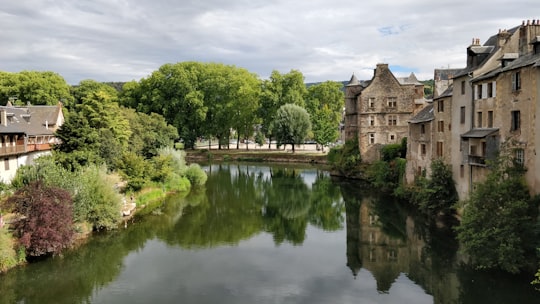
[236,133,240,150]
[292,143,295,153]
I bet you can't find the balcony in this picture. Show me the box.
[468,155,486,166]
[0,145,27,157]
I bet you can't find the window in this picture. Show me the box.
[487,111,493,128]
[388,115,397,126]
[368,97,375,108]
[387,97,397,108]
[477,111,483,128]
[470,145,477,156]
[460,106,466,124]
[368,133,375,144]
[437,141,443,157]
[512,71,521,91]
[476,84,482,99]
[515,148,525,166]
[438,120,444,132]
[420,124,425,134]
[460,165,464,178]
[437,100,444,112]
[511,110,521,131]
[389,134,396,142]
[488,82,493,98]
[461,81,466,95]
[4,158,9,171]
[420,144,426,156]
[368,115,375,126]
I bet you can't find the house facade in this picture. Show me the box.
[404,20,540,200]
[0,102,64,183]
[344,64,425,163]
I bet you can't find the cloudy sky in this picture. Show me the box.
[1,0,538,84]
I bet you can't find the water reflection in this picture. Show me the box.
[339,179,538,304]
[0,164,537,304]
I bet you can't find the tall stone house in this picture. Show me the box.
[344,64,426,163]
[0,102,64,183]
[406,81,454,182]
[405,20,540,200]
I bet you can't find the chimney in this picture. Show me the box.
[0,109,6,126]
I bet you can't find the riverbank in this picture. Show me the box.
[185,144,328,164]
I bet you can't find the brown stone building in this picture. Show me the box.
[344,64,425,163]
[405,20,540,200]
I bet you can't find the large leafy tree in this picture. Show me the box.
[271,104,311,152]
[259,70,307,148]
[305,81,344,150]
[0,71,74,106]
[131,62,208,149]
[456,148,538,273]
[123,108,178,158]
[4,181,74,257]
[55,85,131,169]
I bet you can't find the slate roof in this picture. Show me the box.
[461,128,499,138]
[453,26,520,78]
[434,85,454,100]
[346,73,371,87]
[397,73,423,85]
[408,104,434,124]
[0,104,62,136]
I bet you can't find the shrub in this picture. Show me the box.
[72,166,122,230]
[327,136,361,174]
[0,228,25,272]
[184,164,207,187]
[456,152,538,273]
[381,144,402,161]
[4,181,75,257]
[409,159,458,217]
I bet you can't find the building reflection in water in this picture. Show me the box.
[342,182,460,304]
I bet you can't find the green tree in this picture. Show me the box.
[305,81,344,150]
[4,181,74,257]
[410,159,458,217]
[259,70,307,148]
[134,62,208,149]
[123,108,178,158]
[271,104,311,152]
[456,150,538,273]
[71,79,119,106]
[0,71,74,106]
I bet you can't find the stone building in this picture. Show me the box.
[405,20,540,200]
[344,64,425,163]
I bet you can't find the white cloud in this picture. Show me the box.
[1,0,538,84]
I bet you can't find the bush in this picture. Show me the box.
[0,228,25,272]
[409,159,458,217]
[381,144,402,161]
[184,164,207,187]
[456,154,538,273]
[327,136,361,174]
[4,181,75,257]
[71,166,122,230]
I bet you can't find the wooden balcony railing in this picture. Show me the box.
[468,155,486,166]
[0,143,52,157]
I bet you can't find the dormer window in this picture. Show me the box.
[533,36,540,55]
[501,53,518,68]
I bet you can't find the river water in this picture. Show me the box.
[0,163,538,303]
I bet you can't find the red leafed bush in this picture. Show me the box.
[5,181,74,257]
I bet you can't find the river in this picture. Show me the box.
[0,163,537,303]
